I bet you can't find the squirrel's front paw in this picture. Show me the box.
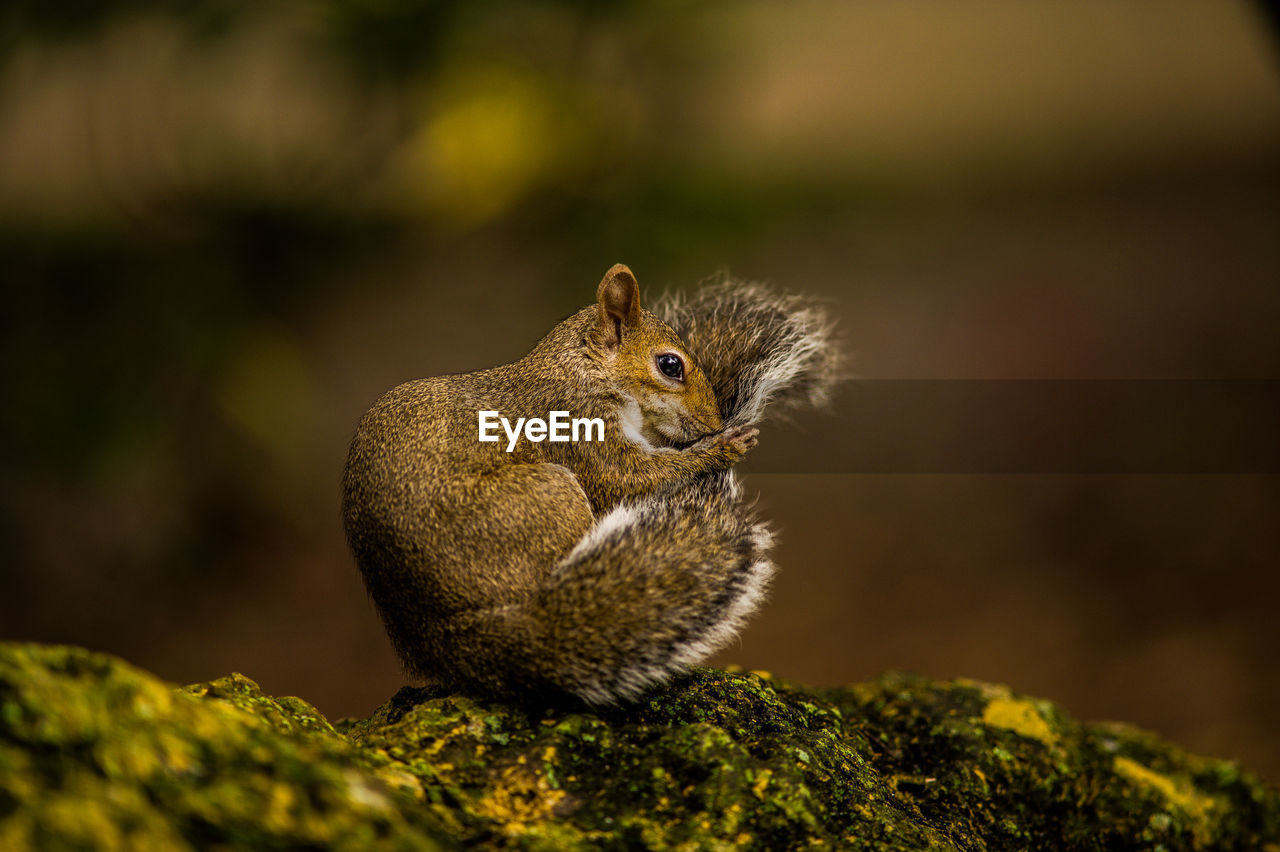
[718,425,759,452]
[690,426,758,466]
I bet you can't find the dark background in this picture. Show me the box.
[2,2,1278,780]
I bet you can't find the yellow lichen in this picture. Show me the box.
[471,761,567,829]
[372,766,423,799]
[261,784,296,832]
[1113,756,1221,843]
[421,725,469,757]
[982,697,1056,746]
[752,770,772,800]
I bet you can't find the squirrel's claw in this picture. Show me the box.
[720,426,759,450]
[688,426,758,459]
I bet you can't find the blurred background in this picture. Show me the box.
[2,0,1278,780]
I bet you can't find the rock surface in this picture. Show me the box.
[1,642,1276,850]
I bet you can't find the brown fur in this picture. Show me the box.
[342,264,836,703]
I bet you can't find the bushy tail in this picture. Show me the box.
[529,471,772,704]
[656,276,843,427]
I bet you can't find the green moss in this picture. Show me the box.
[2,643,1277,850]
[0,643,450,851]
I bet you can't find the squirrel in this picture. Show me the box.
[342,264,840,704]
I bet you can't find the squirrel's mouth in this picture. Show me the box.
[662,415,724,451]
[665,422,722,452]
[620,395,720,451]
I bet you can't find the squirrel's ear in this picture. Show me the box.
[594,263,641,349]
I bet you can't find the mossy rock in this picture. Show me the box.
[1,642,1276,850]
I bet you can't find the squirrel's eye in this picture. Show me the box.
[656,353,684,381]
